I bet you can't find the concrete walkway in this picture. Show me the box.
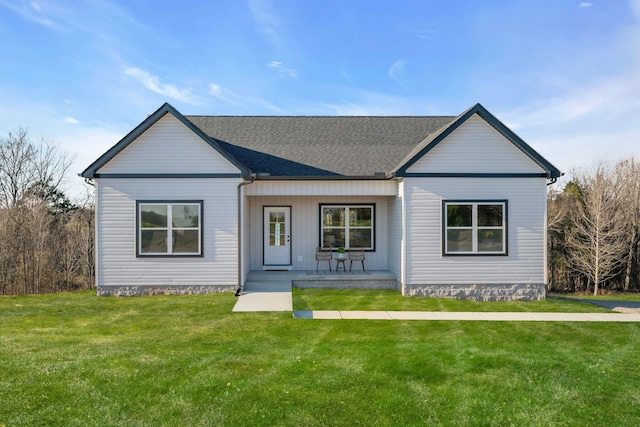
[232,271,640,321]
[232,278,292,312]
[293,310,640,322]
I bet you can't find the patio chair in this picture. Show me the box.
[348,247,365,271]
[315,246,332,272]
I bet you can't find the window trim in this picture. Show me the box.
[136,200,204,257]
[319,203,376,251]
[442,200,508,256]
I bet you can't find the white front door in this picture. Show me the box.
[263,206,291,267]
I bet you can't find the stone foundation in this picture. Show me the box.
[97,284,236,297]
[402,283,546,302]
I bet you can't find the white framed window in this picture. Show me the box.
[443,200,507,255]
[320,204,374,250]
[137,201,202,256]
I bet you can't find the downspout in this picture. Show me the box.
[236,174,255,296]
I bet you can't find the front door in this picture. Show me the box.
[263,206,291,267]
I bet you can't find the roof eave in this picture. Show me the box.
[253,174,394,181]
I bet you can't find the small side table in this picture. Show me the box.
[334,255,347,272]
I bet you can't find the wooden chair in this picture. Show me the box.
[348,248,365,271]
[315,247,332,272]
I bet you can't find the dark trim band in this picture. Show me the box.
[403,173,548,178]
[95,173,242,179]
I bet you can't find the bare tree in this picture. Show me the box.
[547,184,572,292]
[0,128,35,208]
[615,157,640,292]
[567,164,629,295]
[0,128,92,295]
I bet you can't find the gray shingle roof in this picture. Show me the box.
[186,116,456,177]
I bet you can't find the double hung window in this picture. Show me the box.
[137,201,202,256]
[444,201,507,255]
[320,204,374,250]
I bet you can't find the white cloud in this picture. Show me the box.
[207,82,286,113]
[388,59,407,86]
[316,87,440,116]
[123,67,195,103]
[502,69,640,178]
[632,0,640,19]
[63,116,79,124]
[208,83,246,107]
[579,2,592,7]
[248,0,282,46]
[267,61,297,77]
[0,0,63,30]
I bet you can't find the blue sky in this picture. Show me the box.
[1,0,639,196]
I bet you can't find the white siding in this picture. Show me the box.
[407,115,545,174]
[98,114,239,174]
[96,178,241,288]
[248,195,389,270]
[246,180,397,196]
[403,177,547,285]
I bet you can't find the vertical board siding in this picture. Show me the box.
[407,115,545,174]
[404,177,547,284]
[246,180,397,196]
[248,196,389,271]
[387,189,403,281]
[98,115,239,174]
[97,178,240,287]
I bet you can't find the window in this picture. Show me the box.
[137,201,202,256]
[320,204,374,250]
[443,201,507,255]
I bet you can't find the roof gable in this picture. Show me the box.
[80,103,250,179]
[394,103,562,178]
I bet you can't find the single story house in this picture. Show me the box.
[81,102,561,301]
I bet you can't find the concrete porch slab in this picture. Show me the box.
[233,280,292,312]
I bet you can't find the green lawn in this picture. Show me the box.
[293,288,613,312]
[2,291,640,426]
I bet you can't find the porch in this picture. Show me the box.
[233,270,398,312]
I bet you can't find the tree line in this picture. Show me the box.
[548,157,640,295]
[0,129,94,295]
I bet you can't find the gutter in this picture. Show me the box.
[236,174,255,296]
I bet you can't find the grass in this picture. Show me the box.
[1,291,639,426]
[292,288,613,312]
[552,293,640,302]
